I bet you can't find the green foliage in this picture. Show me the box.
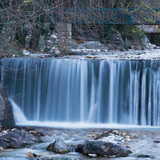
[11,48,22,57]
[121,25,145,42]
[124,1,160,24]
[23,0,32,3]
[2,46,22,57]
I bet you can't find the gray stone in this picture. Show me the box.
[0,129,41,149]
[0,86,15,127]
[83,140,131,157]
[110,28,124,45]
[47,138,70,154]
[153,138,160,143]
[75,144,83,153]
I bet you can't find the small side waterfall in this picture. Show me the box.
[1,58,160,126]
[9,99,27,125]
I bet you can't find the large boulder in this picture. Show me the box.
[47,138,70,154]
[0,86,15,127]
[0,129,41,149]
[109,28,124,45]
[83,140,131,157]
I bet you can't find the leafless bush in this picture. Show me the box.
[0,0,158,53]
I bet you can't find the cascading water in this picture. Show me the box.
[1,58,160,126]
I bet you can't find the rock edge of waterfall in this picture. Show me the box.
[0,86,15,127]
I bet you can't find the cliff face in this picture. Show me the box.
[0,86,15,127]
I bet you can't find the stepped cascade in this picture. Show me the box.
[1,58,160,126]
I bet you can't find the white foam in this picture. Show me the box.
[10,100,28,125]
[15,121,160,129]
[70,49,160,60]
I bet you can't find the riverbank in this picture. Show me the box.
[0,126,160,160]
[1,47,160,61]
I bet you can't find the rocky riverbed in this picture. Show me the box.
[0,127,160,160]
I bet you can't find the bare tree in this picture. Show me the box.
[0,0,159,54]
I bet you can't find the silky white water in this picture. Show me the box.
[2,57,160,126]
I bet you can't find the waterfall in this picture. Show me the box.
[9,99,27,124]
[1,58,160,126]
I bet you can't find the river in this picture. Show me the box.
[1,50,160,159]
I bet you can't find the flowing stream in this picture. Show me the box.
[1,57,160,127]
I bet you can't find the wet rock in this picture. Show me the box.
[94,130,112,140]
[153,138,160,143]
[130,133,138,139]
[28,152,40,157]
[69,145,75,152]
[137,155,154,158]
[0,86,15,127]
[46,143,53,151]
[126,145,131,148]
[88,154,97,158]
[32,153,40,157]
[47,138,70,154]
[88,134,95,138]
[83,140,131,157]
[0,129,41,149]
[125,136,132,142]
[101,133,124,144]
[29,130,44,137]
[75,144,83,153]
[87,56,98,59]
[113,130,120,135]
[121,131,128,136]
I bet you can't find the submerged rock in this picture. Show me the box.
[0,129,41,149]
[137,154,154,158]
[153,138,160,143]
[83,140,131,157]
[47,138,70,154]
[28,152,40,158]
